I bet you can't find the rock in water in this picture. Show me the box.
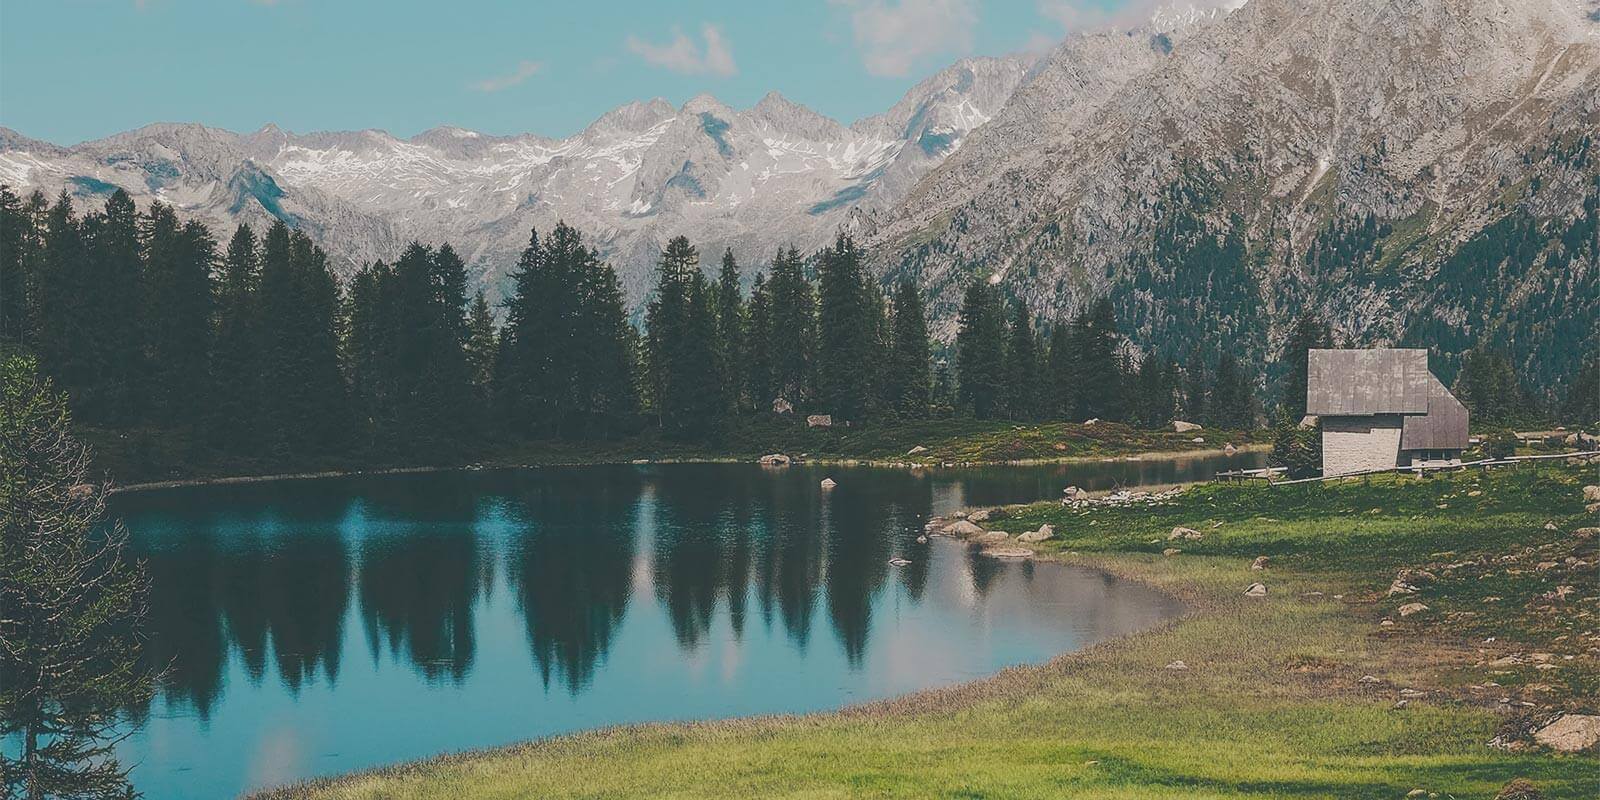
[941,520,984,538]
[758,453,791,466]
[820,478,837,490]
[887,557,911,567]
[1244,582,1267,597]
[1533,714,1600,752]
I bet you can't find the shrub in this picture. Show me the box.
[1483,429,1518,460]
[1270,418,1321,479]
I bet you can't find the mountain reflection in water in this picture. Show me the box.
[112,456,1257,797]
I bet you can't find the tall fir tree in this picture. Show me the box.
[257,222,346,456]
[32,194,94,411]
[645,236,719,437]
[955,278,1005,419]
[1044,323,1076,421]
[1562,354,1598,425]
[464,291,498,411]
[77,190,143,423]
[1070,298,1124,421]
[0,186,29,345]
[713,249,745,413]
[765,247,814,407]
[1209,352,1255,429]
[1,355,155,800]
[141,204,215,425]
[815,235,876,421]
[1001,300,1041,421]
[573,243,638,436]
[1278,312,1332,419]
[1182,350,1209,423]
[211,224,262,448]
[883,278,930,418]
[744,273,774,412]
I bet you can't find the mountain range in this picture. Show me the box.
[3,0,1597,391]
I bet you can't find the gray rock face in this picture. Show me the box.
[864,0,1600,383]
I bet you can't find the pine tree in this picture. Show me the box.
[1044,323,1075,421]
[32,194,94,410]
[0,186,28,345]
[464,291,498,410]
[1453,347,1521,425]
[90,190,144,423]
[141,204,215,425]
[815,235,876,422]
[1562,355,1598,425]
[1210,352,1255,429]
[257,223,346,456]
[1071,298,1123,421]
[883,279,930,418]
[955,279,1005,419]
[713,249,745,413]
[744,273,774,412]
[765,247,814,407]
[1001,300,1041,421]
[645,236,719,437]
[1,355,154,800]
[211,224,262,448]
[1133,354,1180,427]
[1182,350,1209,423]
[1278,312,1332,419]
[573,244,638,436]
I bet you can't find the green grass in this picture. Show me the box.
[261,465,1600,799]
[89,418,1263,485]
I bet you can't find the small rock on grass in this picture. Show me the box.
[1162,548,1181,556]
[1244,582,1267,597]
[1169,526,1203,541]
[1398,602,1429,617]
[1532,713,1600,752]
[1250,555,1269,570]
[1493,778,1544,800]
[1164,660,1188,671]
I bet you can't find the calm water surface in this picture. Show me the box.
[111,455,1261,797]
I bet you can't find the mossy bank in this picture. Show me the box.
[259,464,1599,799]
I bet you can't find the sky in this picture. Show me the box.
[0,0,1175,146]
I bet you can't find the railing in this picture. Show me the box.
[1215,450,1599,486]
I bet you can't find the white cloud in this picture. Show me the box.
[469,60,543,93]
[626,24,738,77]
[831,0,978,78]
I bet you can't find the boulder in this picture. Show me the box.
[907,445,928,455]
[1083,418,1101,426]
[1172,420,1203,433]
[981,546,1032,559]
[758,453,791,466]
[1169,526,1203,541]
[820,478,837,490]
[807,414,833,429]
[1533,714,1600,752]
[1224,443,1238,455]
[1062,485,1087,501]
[1387,580,1417,596]
[1244,582,1267,597]
[942,520,984,538]
[771,397,793,415]
[1250,556,1269,571]
[1017,525,1055,543]
[1164,660,1189,671]
[1398,602,1429,617]
[975,530,1011,545]
[968,508,993,523]
[1572,527,1599,539]
[1583,485,1600,503]
[1191,437,1205,443]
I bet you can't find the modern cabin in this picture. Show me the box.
[1305,348,1470,476]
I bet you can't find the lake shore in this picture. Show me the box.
[105,436,1269,494]
[89,418,1269,489]
[256,463,1599,799]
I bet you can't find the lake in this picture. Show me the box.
[109,454,1262,797]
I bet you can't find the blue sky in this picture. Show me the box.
[0,1,1163,145]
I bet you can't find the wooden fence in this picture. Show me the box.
[1215,450,1599,487]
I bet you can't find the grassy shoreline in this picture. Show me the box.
[258,464,1599,799]
[92,418,1268,488]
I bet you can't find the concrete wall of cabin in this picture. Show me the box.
[1321,415,1403,476]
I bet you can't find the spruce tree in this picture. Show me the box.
[1453,348,1520,425]
[765,247,814,407]
[1210,352,1255,429]
[1562,355,1598,425]
[744,273,774,412]
[464,291,498,410]
[1044,323,1075,421]
[1278,312,1332,419]
[1182,350,1209,423]
[1001,300,1040,421]
[815,235,875,421]
[211,224,262,448]
[76,190,143,423]
[1070,298,1124,421]
[955,279,1005,419]
[141,205,215,425]
[1,355,155,800]
[884,279,930,418]
[573,245,638,436]
[645,236,719,437]
[257,223,346,457]
[32,194,93,410]
[713,249,745,413]
[0,186,28,345]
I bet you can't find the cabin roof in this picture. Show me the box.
[1400,373,1470,450]
[1306,348,1431,416]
